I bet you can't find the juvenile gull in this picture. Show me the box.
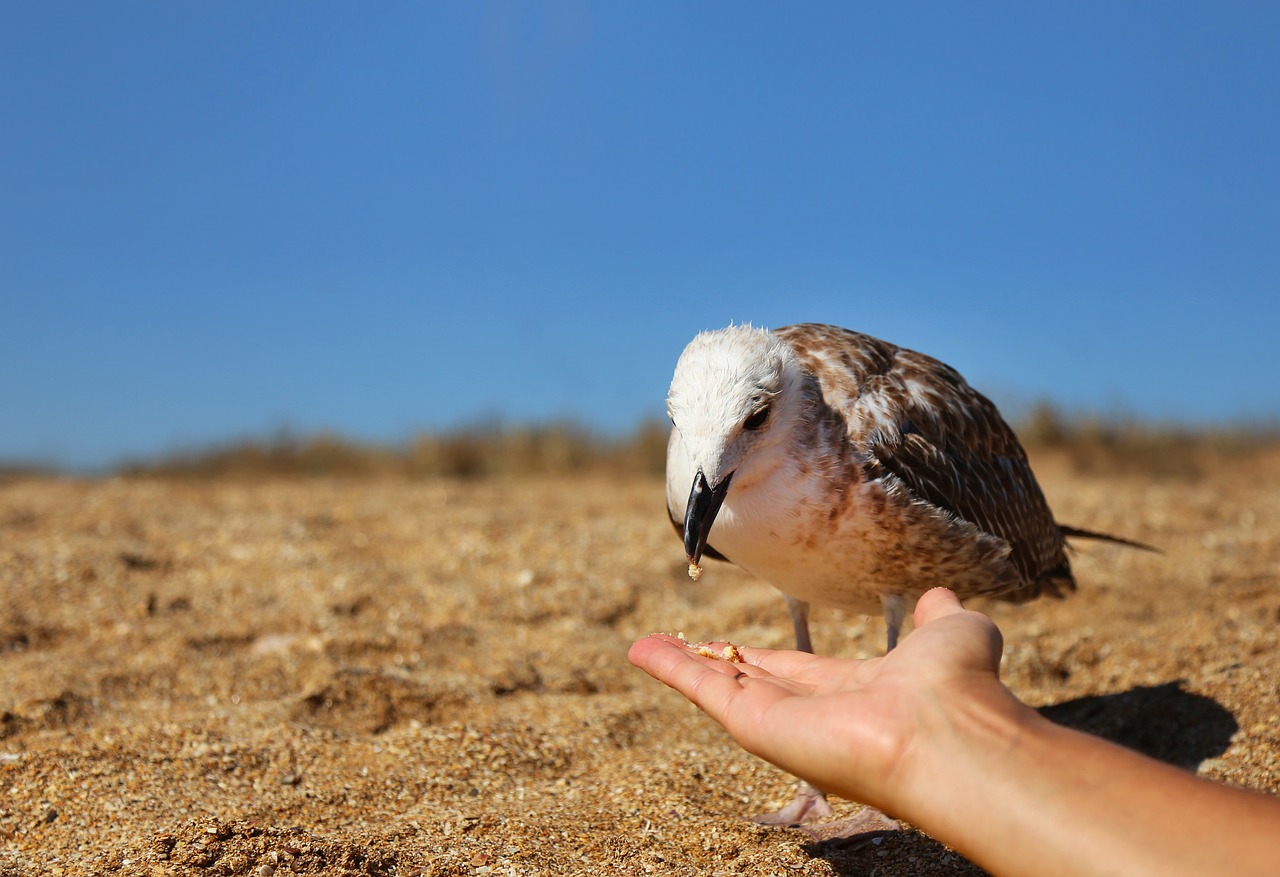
[665,322,1148,828]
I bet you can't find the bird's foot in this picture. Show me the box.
[750,780,834,826]
[799,806,901,842]
[751,781,901,841]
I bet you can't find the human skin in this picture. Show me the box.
[628,588,1280,877]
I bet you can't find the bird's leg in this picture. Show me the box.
[785,595,814,654]
[751,779,835,826]
[881,593,907,653]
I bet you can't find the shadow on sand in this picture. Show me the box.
[1037,680,1239,768]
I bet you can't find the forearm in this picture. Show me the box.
[893,686,1280,877]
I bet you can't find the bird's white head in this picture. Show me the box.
[667,324,803,489]
[667,324,806,565]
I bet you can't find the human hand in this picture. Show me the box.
[627,588,1021,816]
[634,588,1280,876]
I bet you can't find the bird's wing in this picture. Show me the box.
[774,323,1072,599]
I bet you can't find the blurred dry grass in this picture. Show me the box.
[115,421,673,480]
[104,406,1280,481]
[1017,403,1280,480]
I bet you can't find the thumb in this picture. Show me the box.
[913,587,966,627]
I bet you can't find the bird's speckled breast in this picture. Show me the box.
[707,461,1020,613]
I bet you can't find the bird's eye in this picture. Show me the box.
[743,406,770,431]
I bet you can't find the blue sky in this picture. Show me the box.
[3,3,1278,470]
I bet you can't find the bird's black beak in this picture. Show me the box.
[684,468,732,565]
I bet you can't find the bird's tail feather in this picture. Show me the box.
[1060,524,1161,554]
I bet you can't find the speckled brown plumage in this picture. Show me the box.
[774,322,1075,605]
[666,322,1090,637]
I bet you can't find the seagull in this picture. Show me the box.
[665,322,1149,828]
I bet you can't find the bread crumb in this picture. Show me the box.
[690,642,743,663]
[687,562,703,581]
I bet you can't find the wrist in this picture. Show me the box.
[889,676,1038,827]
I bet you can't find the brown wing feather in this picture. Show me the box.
[775,323,1073,601]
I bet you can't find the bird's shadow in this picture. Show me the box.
[1036,679,1238,769]
[802,830,976,876]
[800,680,1238,875]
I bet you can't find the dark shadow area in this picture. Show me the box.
[803,829,987,876]
[1038,680,1238,769]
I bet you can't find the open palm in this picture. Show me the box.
[628,588,1008,813]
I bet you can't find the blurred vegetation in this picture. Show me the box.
[1016,403,1280,480]
[116,421,672,480]
[99,405,1280,482]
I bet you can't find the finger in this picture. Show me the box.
[745,647,857,686]
[626,634,684,673]
[628,636,755,677]
[912,588,1004,669]
[628,635,784,678]
[627,635,755,720]
[671,638,870,694]
[627,635,752,681]
[631,635,826,709]
[913,587,966,627]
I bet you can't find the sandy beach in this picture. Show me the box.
[2,449,1277,875]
